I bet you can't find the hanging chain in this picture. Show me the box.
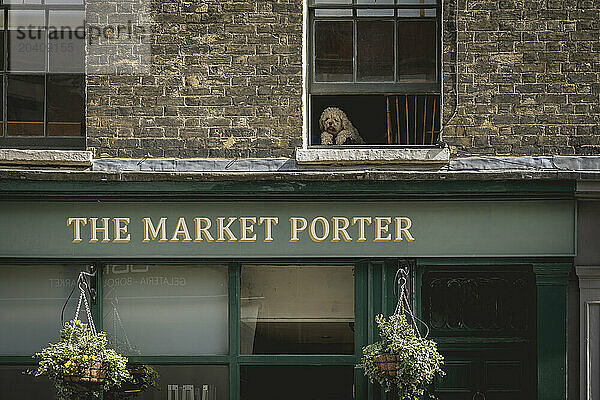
[393,264,430,339]
[68,270,97,345]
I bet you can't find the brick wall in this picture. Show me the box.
[442,0,600,156]
[86,0,303,158]
[86,0,600,158]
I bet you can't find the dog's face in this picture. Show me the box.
[320,108,345,135]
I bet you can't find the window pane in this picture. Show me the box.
[313,0,351,3]
[241,265,354,354]
[0,366,54,399]
[241,366,354,400]
[0,78,3,138]
[357,0,394,4]
[0,14,4,71]
[357,9,395,16]
[357,20,394,82]
[0,265,81,355]
[47,74,84,136]
[397,0,436,4]
[7,75,44,136]
[314,21,353,82]
[48,11,85,73]
[397,20,437,82]
[8,10,46,72]
[397,8,436,17]
[314,9,353,17]
[105,365,229,400]
[102,264,228,356]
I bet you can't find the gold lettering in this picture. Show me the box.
[142,217,168,242]
[170,217,192,242]
[352,217,372,242]
[331,217,352,242]
[309,217,329,242]
[194,217,214,242]
[217,217,237,242]
[113,218,131,243]
[289,217,307,242]
[240,217,257,242]
[374,217,392,242]
[394,217,415,242]
[67,217,87,243]
[258,217,279,242]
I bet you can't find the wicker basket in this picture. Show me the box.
[63,360,108,384]
[373,354,403,377]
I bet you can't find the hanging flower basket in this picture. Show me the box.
[62,358,109,384]
[30,320,131,400]
[359,314,445,396]
[29,271,132,400]
[372,354,403,377]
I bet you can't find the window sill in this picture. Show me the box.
[0,148,93,168]
[295,146,449,165]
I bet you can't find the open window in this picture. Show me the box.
[0,3,85,150]
[308,0,441,147]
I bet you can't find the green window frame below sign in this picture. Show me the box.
[1,260,395,400]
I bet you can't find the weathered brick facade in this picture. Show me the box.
[87,0,303,158]
[86,0,600,158]
[443,0,600,156]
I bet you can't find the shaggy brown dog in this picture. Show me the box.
[319,107,365,145]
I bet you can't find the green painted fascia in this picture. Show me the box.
[0,179,576,199]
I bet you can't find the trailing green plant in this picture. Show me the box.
[359,314,445,398]
[105,364,160,399]
[30,319,131,400]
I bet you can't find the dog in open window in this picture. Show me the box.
[319,107,365,145]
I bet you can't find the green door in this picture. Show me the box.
[420,267,536,400]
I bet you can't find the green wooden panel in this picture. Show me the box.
[533,264,570,400]
[0,200,575,258]
[0,178,576,198]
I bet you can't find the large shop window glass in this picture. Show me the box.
[0,366,54,400]
[102,264,228,356]
[241,265,355,354]
[105,365,229,400]
[241,366,354,400]
[0,264,80,355]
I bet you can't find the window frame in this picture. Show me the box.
[305,0,443,149]
[308,0,441,95]
[0,2,85,150]
[0,259,372,400]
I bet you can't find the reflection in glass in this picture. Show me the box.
[0,366,54,399]
[397,20,436,82]
[397,8,437,17]
[313,0,351,3]
[102,265,228,356]
[397,0,436,4]
[106,365,228,400]
[356,0,394,3]
[314,9,353,17]
[356,9,395,16]
[8,10,46,72]
[47,75,84,136]
[7,75,44,136]
[0,265,81,355]
[241,265,354,354]
[241,366,354,400]
[357,20,394,81]
[314,21,353,82]
[48,11,85,73]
